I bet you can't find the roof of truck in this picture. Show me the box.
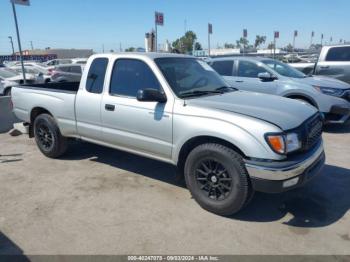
[94,52,193,60]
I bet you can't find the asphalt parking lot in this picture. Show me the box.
[0,116,349,255]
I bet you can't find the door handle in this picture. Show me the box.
[105,104,115,111]
[320,66,330,69]
[235,80,244,83]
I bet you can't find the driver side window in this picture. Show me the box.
[110,59,161,97]
[238,61,268,78]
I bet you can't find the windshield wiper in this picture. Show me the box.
[215,86,238,92]
[180,90,224,98]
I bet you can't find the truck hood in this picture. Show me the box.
[186,91,318,130]
[293,75,350,89]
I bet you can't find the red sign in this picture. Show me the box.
[208,23,213,34]
[274,31,280,39]
[243,29,248,38]
[11,0,30,6]
[155,12,164,26]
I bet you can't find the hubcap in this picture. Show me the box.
[36,124,54,151]
[195,159,233,201]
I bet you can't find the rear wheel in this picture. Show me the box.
[33,114,68,158]
[4,87,12,96]
[184,143,251,216]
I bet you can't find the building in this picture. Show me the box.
[14,48,93,59]
[256,48,286,54]
[193,48,241,57]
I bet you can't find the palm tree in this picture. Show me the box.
[254,35,266,48]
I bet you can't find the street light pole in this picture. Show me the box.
[11,1,26,83]
[8,36,15,55]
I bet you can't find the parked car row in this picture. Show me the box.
[0,58,86,96]
[12,53,326,216]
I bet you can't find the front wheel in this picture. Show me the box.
[33,114,68,158]
[184,143,251,216]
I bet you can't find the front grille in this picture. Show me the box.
[303,114,323,151]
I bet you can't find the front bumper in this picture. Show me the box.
[245,141,325,193]
[324,104,350,124]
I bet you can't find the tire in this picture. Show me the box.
[33,114,68,158]
[4,87,11,96]
[184,143,251,216]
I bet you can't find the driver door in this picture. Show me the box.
[232,60,277,94]
[101,58,173,159]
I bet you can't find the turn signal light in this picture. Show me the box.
[266,135,285,154]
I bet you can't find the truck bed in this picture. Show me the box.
[12,82,80,137]
[21,82,80,93]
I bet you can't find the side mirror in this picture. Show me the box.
[258,72,276,81]
[137,88,167,103]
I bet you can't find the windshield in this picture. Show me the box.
[262,59,306,78]
[0,68,19,78]
[155,58,232,98]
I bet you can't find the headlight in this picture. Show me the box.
[285,133,301,153]
[266,132,301,154]
[313,85,344,97]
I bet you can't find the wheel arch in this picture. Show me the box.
[29,107,54,137]
[176,135,246,175]
[284,93,319,109]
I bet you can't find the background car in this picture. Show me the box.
[0,68,38,96]
[209,57,350,124]
[10,65,49,83]
[45,59,73,67]
[289,45,350,84]
[50,64,84,82]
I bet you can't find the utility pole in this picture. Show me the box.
[8,36,15,55]
[11,1,26,83]
[119,42,122,52]
[243,29,248,56]
[184,19,187,34]
[293,30,297,54]
[208,23,212,57]
[102,44,105,53]
[30,41,34,50]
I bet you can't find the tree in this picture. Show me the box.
[309,44,322,51]
[172,31,199,54]
[194,42,202,51]
[254,35,266,48]
[236,37,249,48]
[125,47,135,52]
[224,43,236,49]
[267,43,275,50]
[285,44,293,52]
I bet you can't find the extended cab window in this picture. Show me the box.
[110,59,161,97]
[238,60,268,78]
[86,58,108,94]
[211,60,234,76]
[326,47,350,61]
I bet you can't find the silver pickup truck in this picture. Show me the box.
[12,53,325,216]
[290,45,350,84]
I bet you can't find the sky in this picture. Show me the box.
[0,0,349,54]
